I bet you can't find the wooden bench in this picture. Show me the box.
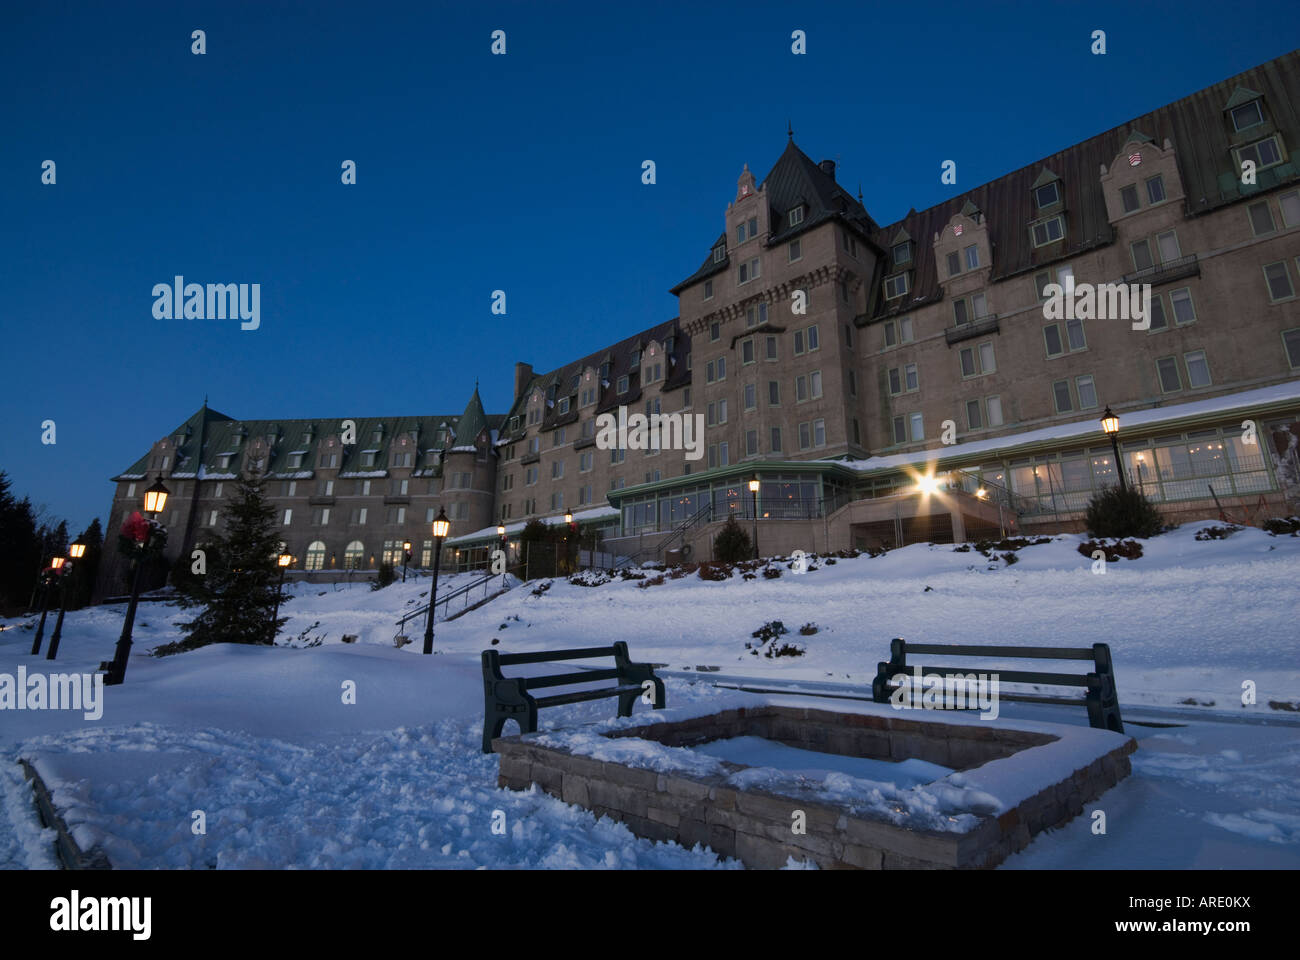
[481,642,666,753]
[871,638,1124,733]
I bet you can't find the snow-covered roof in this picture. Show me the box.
[446,505,620,545]
[830,379,1300,475]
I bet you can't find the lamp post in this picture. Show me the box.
[401,540,412,583]
[1100,407,1127,493]
[105,478,169,685]
[46,539,85,661]
[748,475,760,560]
[270,552,292,644]
[564,510,574,574]
[422,508,450,654]
[29,567,55,656]
[496,524,507,586]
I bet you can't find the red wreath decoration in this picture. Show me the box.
[121,511,150,543]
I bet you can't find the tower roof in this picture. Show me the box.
[451,386,490,447]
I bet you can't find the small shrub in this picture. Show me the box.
[667,565,693,579]
[1262,516,1300,536]
[762,566,782,579]
[1085,486,1164,539]
[1194,525,1241,541]
[698,562,731,582]
[1078,538,1144,562]
[714,516,754,564]
[953,544,972,553]
[1000,551,1019,565]
[798,622,819,635]
[530,580,552,597]
[751,620,789,644]
[370,562,396,591]
[766,643,805,658]
[824,557,836,565]
[636,574,666,589]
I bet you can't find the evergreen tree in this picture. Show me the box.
[0,473,41,611]
[714,515,753,563]
[163,474,289,654]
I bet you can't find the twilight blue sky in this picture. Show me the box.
[1,0,1297,532]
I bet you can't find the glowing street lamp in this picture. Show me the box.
[748,475,760,559]
[106,478,170,685]
[1100,407,1127,492]
[423,508,450,654]
[46,538,87,661]
[30,558,66,656]
[269,552,293,644]
[496,524,507,585]
[401,539,412,583]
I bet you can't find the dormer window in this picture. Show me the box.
[884,273,910,300]
[712,243,726,264]
[1031,214,1065,247]
[1035,181,1061,209]
[371,428,382,444]
[1236,135,1283,172]
[1230,99,1264,132]
[630,350,640,371]
[557,397,570,415]
[789,205,804,227]
[892,241,912,266]
[599,361,611,380]
[569,374,579,391]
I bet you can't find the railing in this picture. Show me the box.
[394,570,507,632]
[945,314,1000,345]
[1123,253,1199,287]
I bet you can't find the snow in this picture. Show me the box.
[828,377,1300,473]
[1,519,1297,869]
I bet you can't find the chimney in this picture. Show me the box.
[514,361,533,401]
[819,159,836,180]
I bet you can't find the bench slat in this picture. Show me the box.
[497,646,618,665]
[534,685,643,709]
[902,644,1096,660]
[877,681,1087,707]
[887,665,1098,687]
[523,668,622,689]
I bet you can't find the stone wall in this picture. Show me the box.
[494,705,1136,869]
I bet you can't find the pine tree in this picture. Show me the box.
[163,474,289,654]
[0,474,41,611]
[714,515,753,563]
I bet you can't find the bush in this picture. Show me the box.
[713,516,753,564]
[1078,538,1144,562]
[798,622,819,635]
[371,562,396,591]
[1194,525,1240,541]
[697,561,731,581]
[1263,516,1300,536]
[762,566,782,579]
[636,574,666,589]
[1085,486,1164,539]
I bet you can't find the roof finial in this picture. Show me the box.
[787,120,793,141]
[857,182,863,202]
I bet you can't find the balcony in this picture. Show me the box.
[308,495,335,506]
[1123,253,1200,287]
[521,452,540,465]
[574,435,597,451]
[383,494,410,505]
[945,314,1000,345]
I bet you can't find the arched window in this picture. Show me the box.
[343,540,365,570]
[305,541,327,571]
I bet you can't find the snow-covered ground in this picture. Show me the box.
[1,521,1297,869]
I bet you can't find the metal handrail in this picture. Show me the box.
[395,571,503,630]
